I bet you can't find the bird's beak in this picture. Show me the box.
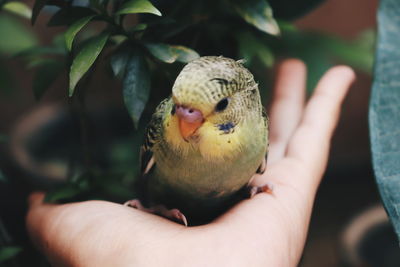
[175,105,204,140]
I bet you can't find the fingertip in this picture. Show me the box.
[28,192,45,208]
[278,58,306,73]
[315,65,356,100]
[280,58,306,67]
[274,58,307,98]
[327,65,356,83]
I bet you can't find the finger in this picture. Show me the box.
[26,196,51,254]
[26,192,51,241]
[28,192,45,208]
[287,66,355,180]
[268,59,307,163]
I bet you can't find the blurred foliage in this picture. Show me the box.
[0,170,5,183]
[0,217,22,266]
[2,1,31,19]
[264,25,375,90]
[0,10,38,93]
[0,15,36,54]
[0,0,374,202]
[0,246,22,262]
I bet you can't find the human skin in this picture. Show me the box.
[26,59,355,267]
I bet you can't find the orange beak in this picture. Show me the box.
[178,119,203,140]
[175,105,204,140]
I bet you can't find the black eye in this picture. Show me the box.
[215,98,229,112]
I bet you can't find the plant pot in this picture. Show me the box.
[340,204,400,267]
[8,102,140,190]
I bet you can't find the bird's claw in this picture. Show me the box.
[124,199,188,226]
[124,199,144,209]
[154,206,188,227]
[249,182,274,198]
[124,199,155,213]
[168,209,188,227]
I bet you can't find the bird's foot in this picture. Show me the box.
[248,182,274,198]
[124,199,188,226]
[124,199,149,210]
[155,206,188,227]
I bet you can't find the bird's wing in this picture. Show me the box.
[140,97,172,175]
[256,107,269,175]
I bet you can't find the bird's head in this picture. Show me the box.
[171,56,257,141]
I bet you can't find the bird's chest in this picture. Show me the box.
[148,120,266,203]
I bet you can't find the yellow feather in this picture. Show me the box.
[197,121,244,161]
[163,113,190,156]
[164,111,266,161]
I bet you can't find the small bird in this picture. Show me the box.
[127,56,270,225]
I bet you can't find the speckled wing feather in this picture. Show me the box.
[256,107,269,174]
[140,97,172,175]
[129,56,271,224]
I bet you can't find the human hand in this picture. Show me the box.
[26,59,355,267]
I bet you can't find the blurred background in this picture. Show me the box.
[0,0,398,266]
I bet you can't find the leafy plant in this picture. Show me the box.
[0,0,374,203]
[369,0,400,242]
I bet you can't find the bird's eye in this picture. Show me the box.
[215,98,229,112]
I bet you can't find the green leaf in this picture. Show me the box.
[47,6,96,27]
[232,0,280,36]
[45,183,86,202]
[110,35,128,46]
[110,44,131,77]
[236,31,274,67]
[130,23,147,32]
[369,0,400,242]
[145,43,178,63]
[65,15,96,51]
[69,32,109,96]
[2,1,32,19]
[122,47,150,127]
[52,32,69,50]
[33,59,64,100]
[0,246,22,262]
[116,0,162,16]
[0,14,38,55]
[144,43,199,63]
[323,30,375,73]
[31,0,48,25]
[173,45,200,63]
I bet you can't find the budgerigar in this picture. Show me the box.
[127,56,270,225]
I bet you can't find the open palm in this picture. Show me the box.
[27,60,355,267]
